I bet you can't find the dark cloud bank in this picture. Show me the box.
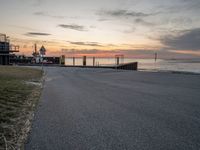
[34,11,66,19]
[26,32,51,36]
[97,9,156,27]
[98,9,152,18]
[67,41,103,47]
[58,24,87,31]
[160,28,200,51]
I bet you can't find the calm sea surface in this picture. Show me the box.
[65,58,200,73]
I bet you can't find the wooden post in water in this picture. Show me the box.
[83,56,86,66]
[60,55,65,65]
[155,52,157,62]
[116,57,119,65]
[73,57,75,66]
[93,57,95,66]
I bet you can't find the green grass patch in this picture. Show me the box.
[0,66,43,149]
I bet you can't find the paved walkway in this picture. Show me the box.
[25,67,200,150]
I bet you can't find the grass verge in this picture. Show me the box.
[0,66,43,150]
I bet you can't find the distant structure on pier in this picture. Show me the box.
[39,45,46,56]
[32,43,39,57]
[0,34,19,65]
[32,44,47,63]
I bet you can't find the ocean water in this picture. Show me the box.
[65,58,200,73]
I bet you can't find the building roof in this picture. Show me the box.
[40,45,46,55]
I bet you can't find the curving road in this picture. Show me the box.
[25,67,200,150]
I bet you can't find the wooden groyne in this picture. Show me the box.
[17,63,138,71]
[115,62,138,70]
[63,62,138,71]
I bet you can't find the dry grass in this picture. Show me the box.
[0,66,43,150]
[0,66,42,80]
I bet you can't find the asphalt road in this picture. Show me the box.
[25,67,200,150]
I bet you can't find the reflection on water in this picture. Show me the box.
[65,58,200,73]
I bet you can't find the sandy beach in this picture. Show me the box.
[25,67,200,150]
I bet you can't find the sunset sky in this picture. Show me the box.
[1,0,200,58]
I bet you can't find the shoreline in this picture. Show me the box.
[139,68,200,75]
[15,63,200,75]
